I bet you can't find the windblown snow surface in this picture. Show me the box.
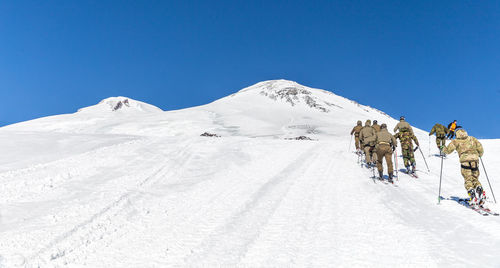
[1,80,499,267]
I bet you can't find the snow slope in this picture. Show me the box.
[0,80,499,267]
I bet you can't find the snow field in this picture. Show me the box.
[2,133,498,267]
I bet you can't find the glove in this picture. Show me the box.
[391,145,396,151]
[413,146,419,152]
[439,145,444,151]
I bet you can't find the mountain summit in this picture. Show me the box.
[77,97,163,114]
[233,80,340,113]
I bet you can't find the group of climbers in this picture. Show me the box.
[350,118,487,207]
[351,117,418,183]
[351,119,380,167]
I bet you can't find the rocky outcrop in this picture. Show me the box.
[113,99,130,111]
[252,81,344,113]
[286,136,314,140]
[200,132,220,137]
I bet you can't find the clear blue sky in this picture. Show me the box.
[1,0,499,138]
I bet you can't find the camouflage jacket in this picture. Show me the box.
[429,124,449,137]
[443,129,483,162]
[372,123,381,133]
[394,131,419,149]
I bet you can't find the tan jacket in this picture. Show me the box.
[394,120,414,134]
[359,124,376,146]
[375,128,397,148]
[351,125,363,137]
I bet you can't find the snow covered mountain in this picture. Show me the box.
[1,80,499,267]
[4,80,395,138]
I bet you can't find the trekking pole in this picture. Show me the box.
[428,136,431,157]
[418,147,430,172]
[348,134,353,153]
[438,154,444,204]
[394,150,399,181]
[480,157,497,204]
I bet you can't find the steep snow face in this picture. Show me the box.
[231,79,387,116]
[203,79,397,138]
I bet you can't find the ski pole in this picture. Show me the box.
[349,134,353,153]
[394,149,399,181]
[418,147,430,172]
[480,157,497,204]
[438,154,444,204]
[428,136,431,157]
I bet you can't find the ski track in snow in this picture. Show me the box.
[0,138,145,204]
[29,139,196,266]
[185,144,322,265]
[3,137,497,267]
